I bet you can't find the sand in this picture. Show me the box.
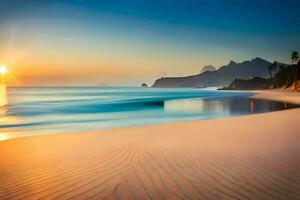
[0,91,300,200]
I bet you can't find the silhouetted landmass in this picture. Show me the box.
[222,77,272,90]
[141,83,148,87]
[151,51,299,91]
[152,57,273,88]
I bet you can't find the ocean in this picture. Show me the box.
[0,86,297,140]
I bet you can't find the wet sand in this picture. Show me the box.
[0,91,300,200]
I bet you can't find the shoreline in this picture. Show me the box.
[1,90,300,199]
[0,89,297,143]
[251,89,300,104]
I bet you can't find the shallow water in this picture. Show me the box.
[0,86,297,140]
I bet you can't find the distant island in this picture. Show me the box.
[141,83,148,87]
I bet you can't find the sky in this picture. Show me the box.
[0,0,299,86]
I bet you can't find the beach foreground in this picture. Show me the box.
[0,91,300,200]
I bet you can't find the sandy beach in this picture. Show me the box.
[0,91,300,200]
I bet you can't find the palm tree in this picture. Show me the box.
[268,62,277,88]
[291,51,299,65]
[290,51,299,90]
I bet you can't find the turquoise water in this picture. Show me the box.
[0,86,297,140]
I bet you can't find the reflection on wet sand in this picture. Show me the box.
[250,100,254,113]
[0,133,8,141]
[164,97,298,115]
[164,98,229,113]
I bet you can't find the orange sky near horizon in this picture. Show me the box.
[0,26,228,86]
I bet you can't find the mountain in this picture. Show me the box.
[200,65,216,73]
[152,57,273,88]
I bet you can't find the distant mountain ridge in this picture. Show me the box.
[152,57,280,88]
[200,65,216,73]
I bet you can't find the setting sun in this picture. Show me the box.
[0,65,8,74]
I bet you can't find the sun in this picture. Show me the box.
[0,65,8,74]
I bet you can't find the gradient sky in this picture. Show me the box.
[0,0,300,86]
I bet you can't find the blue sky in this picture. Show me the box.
[2,0,299,33]
[0,0,299,85]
